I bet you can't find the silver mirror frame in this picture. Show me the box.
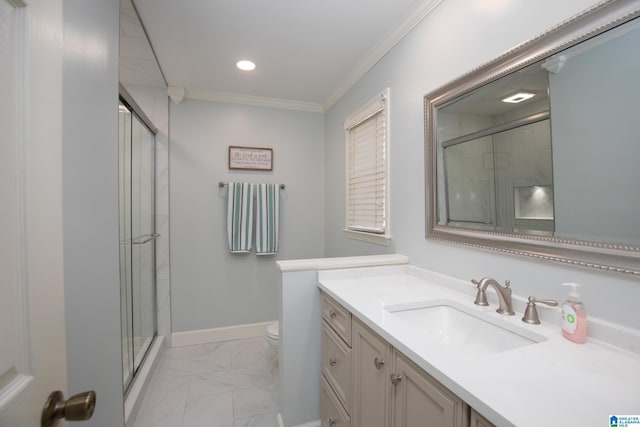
[424,0,640,277]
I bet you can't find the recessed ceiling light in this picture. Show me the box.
[236,60,256,71]
[502,92,535,103]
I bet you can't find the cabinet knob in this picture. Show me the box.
[329,357,337,367]
[329,309,337,319]
[328,417,337,426]
[390,373,403,386]
[374,357,385,370]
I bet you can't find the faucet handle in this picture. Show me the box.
[522,296,558,324]
[474,288,489,306]
[470,279,489,306]
[504,280,510,288]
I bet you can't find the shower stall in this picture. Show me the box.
[118,96,157,392]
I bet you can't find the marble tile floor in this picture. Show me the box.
[133,337,280,427]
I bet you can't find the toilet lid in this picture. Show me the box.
[266,322,279,339]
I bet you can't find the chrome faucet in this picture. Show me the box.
[471,277,515,315]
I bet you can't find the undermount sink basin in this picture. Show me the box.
[384,299,545,355]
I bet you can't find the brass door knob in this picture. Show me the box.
[41,390,96,427]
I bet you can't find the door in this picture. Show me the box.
[0,0,74,425]
[351,318,391,427]
[390,351,466,427]
[119,100,158,392]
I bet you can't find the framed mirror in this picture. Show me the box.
[424,0,640,277]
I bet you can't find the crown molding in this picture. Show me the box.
[185,88,324,113]
[322,0,444,111]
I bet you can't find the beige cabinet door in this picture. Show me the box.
[351,318,391,427]
[390,351,467,427]
[470,408,495,427]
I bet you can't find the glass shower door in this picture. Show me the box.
[130,108,157,373]
[119,100,157,392]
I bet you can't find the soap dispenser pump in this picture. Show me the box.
[561,282,587,344]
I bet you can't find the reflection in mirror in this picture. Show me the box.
[547,19,640,246]
[438,62,552,235]
[425,1,640,276]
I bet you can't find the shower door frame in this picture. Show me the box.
[119,85,158,394]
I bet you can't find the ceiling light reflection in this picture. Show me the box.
[236,60,256,71]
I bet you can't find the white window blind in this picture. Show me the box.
[345,89,389,235]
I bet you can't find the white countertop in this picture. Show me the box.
[318,265,640,427]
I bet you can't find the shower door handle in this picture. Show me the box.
[132,233,160,245]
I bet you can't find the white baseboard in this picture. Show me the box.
[171,321,274,347]
[276,413,320,427]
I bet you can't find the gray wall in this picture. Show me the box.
[62,0,124,425]
[170,100,325,332]
[324,0,640,329]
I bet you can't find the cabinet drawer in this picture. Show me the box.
[322,293,352,346]
[322,377,351,427]
[322,322,352,412]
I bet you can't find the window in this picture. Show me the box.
[344,88,390,243]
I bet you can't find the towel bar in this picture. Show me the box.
[218,181,285,189]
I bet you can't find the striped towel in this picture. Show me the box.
[227,182,254,253]
[255,183,280,255]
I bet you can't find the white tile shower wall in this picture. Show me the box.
[156,110,171,345]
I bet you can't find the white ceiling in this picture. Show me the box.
[130,0,443,111]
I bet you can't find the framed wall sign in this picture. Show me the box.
[228,146,273,171]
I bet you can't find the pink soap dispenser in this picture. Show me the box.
[561,282,587,344]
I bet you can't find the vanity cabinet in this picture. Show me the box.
[320,291,496,427]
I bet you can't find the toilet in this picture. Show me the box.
[265,321,279,351]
